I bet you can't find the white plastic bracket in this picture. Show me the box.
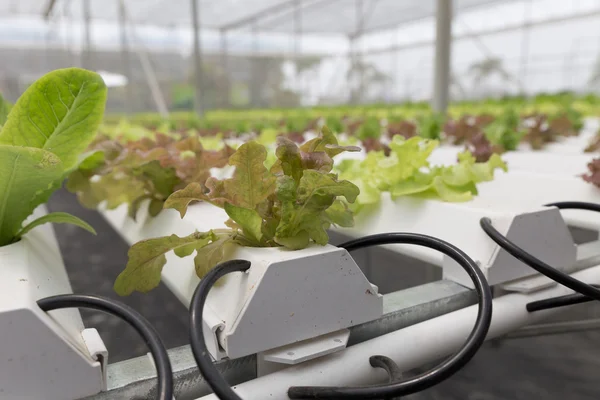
[82,328,109,391]
[261,329,350,365]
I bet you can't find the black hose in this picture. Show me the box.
[543,201,600,213]
[480,217,600,301]
[37,294,173,400]
[527,293,593,312]
[527,284,600,312]
[189,259,251,400]
[288,233,493,399]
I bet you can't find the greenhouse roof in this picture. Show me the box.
[3,0,517,36]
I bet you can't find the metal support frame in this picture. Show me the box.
[432,0,452,114]
[503,319,600,339]
[82,0,92,69]
[43,0,57,19]
[519,0,533,95]
[190,0,204,115]
[86,280,476,399]
[118,0,133,113]
[220,29,229,108]
[458,18,524,92]
[251,20,260,108]
[120,2,169,117]
[294,0,302,92]
[364,8,600,56]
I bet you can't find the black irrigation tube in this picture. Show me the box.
[188,203,600,399]
[37,294,173,400]
[482,201,600,313]
[189,260,251,400]
[188,235,493,400]
[527,286,600,312]
[287,233,493,399]
[480,202,600,303]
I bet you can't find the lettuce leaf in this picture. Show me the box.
[118,126,361,295]
[0,67,107,169]
[336,135,507,208]
[0,68,107,246]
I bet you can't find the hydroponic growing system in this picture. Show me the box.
[4,1,600,399]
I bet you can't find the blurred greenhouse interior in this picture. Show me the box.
[2,0,600,114]
[5,2,600,400]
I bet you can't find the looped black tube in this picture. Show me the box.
[37,294,173,400]
[189,259,251,400]
[480,217,600,301]
[288,233,493,399]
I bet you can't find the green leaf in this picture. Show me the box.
[164,182,207,218]
[76,150,105,171]
[274,230,309,250]
[301,126,360,158]
[193,234,235,278]
[114,231,219,295]
[148,198,164,217]
[0,92,11,127]
[224,202,263,245]
[390,177,434,198]
[431,177,474,202]
[0,68,108,168]
[335,133,508,208]
[324,200,354,227]
[0,145,64,245]
[273,136,304,182]
[223,141,276,209]
[274,171,359,248]
[297,170,360,205]
[131,160,178,198]
[15,211,96,238]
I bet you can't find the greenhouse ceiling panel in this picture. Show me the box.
[1,0,520,34]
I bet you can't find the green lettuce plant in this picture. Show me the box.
[0,92,11,127]
[0,68,107,246]
[336,135,507,210]
[114,127,360,295]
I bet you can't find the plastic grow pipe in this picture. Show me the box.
[196,264,600,400]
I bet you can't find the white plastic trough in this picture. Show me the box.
[101,202,383,362]
[335,194,576,288]
[429,147,592,177]
[0,206,106,400]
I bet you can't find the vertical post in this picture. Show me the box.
[390,30,399,104]
[220,29,229,108]
[82,0,92,69]
[519,0,532,95]
[251,20,259,108]
[355,0,363,104]
[294,0,302,94]
[190,0,204,115]
[432,0,452,114]
[349,36,357,104]
[118,0,133,113]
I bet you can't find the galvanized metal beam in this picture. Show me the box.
[363,8,600,56]
[191,0,204,115]
[43,0,58,19]
[85,280,474,399]
[432,0,452,113]
[219,0,327,32]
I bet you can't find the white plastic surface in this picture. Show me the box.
[0,206,104,400]
[261,329,350,365]
[197,263,600,400]
[429,147,592,177]
[101,202,383,361]
[336,194,576,288]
